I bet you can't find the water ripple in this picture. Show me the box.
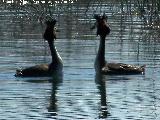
[1,2,160,120]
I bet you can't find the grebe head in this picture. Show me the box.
[94,14,110,38]
[44,19,57,41]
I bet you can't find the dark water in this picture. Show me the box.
[0,2,160,120]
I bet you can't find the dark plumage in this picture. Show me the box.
[15,19,63,77]
[94,14,145,75]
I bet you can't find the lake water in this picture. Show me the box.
[0,1,160,120]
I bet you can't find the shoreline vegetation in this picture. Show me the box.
[0,0,159,31]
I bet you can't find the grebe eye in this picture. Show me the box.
[54,27,57,30]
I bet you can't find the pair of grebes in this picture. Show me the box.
[15,15,145,77]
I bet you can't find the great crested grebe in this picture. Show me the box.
[93,14,145,75]
[15,19,63,77]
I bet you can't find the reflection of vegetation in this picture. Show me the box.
[135,0,160,28]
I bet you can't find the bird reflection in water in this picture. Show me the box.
[95,73,110,119]
[48,73,63,117]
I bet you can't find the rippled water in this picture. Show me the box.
[0,2,160,120]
